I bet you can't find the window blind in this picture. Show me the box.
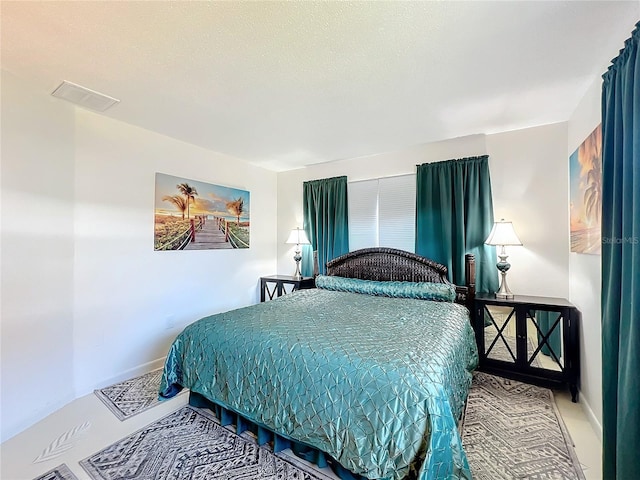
[347,174,416,253]
[378,174,416,252]
[348,179,378,251]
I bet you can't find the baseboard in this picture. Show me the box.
[1,392,75,443]
[4,359,168,443]
[579,390,603,441]
[77,357,167,397]
[97,357,166,390]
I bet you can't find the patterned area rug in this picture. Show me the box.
[80,405,334,480]
[94,368,171,420]
[91,369,584,479]
[462,372,585,480]
[33,464,78,480]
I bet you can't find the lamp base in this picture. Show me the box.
[494,247,515,298]
[495,292,515,299]
[293,248,302,280]
[495,270,514,299]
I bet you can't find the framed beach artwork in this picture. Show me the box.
[154,173,250,251]
[569,124,601,255]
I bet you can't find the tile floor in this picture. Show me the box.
[1,383,601,480]
[555,390,602,480]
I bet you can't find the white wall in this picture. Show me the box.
[0,72,278,442]
[277,124,570,299]
[487,123,570,298]
[568,76,603,436]
[1,70,76,441]
[72,111,278,395]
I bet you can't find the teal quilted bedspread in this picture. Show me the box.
[160,288,478,480]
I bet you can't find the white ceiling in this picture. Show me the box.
[1,1,638,171]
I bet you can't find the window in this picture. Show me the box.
[348,174,416,252]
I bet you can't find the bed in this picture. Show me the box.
[159,247,478,480]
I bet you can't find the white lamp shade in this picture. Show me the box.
[286,227,311,245]
[485,219,523,246]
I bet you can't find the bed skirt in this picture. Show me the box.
[189,391,365,480]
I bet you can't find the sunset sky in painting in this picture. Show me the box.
[155,173,250,220]
[570,124,601,230]
[569,124,601,255]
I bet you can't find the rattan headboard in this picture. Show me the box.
[325,247,476,307]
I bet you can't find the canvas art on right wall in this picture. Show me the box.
[569,123,602,255]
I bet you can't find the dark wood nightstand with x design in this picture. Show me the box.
[474,293,581,402]
[259,275,315,302]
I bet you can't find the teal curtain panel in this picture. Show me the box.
[415,156,498,293]
[302,176,349,276]
[601,21,640,480]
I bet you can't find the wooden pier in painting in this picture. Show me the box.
[184,219,232,250]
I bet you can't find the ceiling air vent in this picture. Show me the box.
[51,81,120,112]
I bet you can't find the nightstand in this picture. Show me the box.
[260,275,315,302]
[474,293,580,402]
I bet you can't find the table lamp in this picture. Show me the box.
[485,219,522,299]
[286,227,311,280]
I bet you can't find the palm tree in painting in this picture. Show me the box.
[582,127,602,227]
[584,159,601,226]
[226,197,244,225]
[177,183,198,219]
[162,195,188,219]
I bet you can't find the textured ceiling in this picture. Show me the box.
[1,1,638,171]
